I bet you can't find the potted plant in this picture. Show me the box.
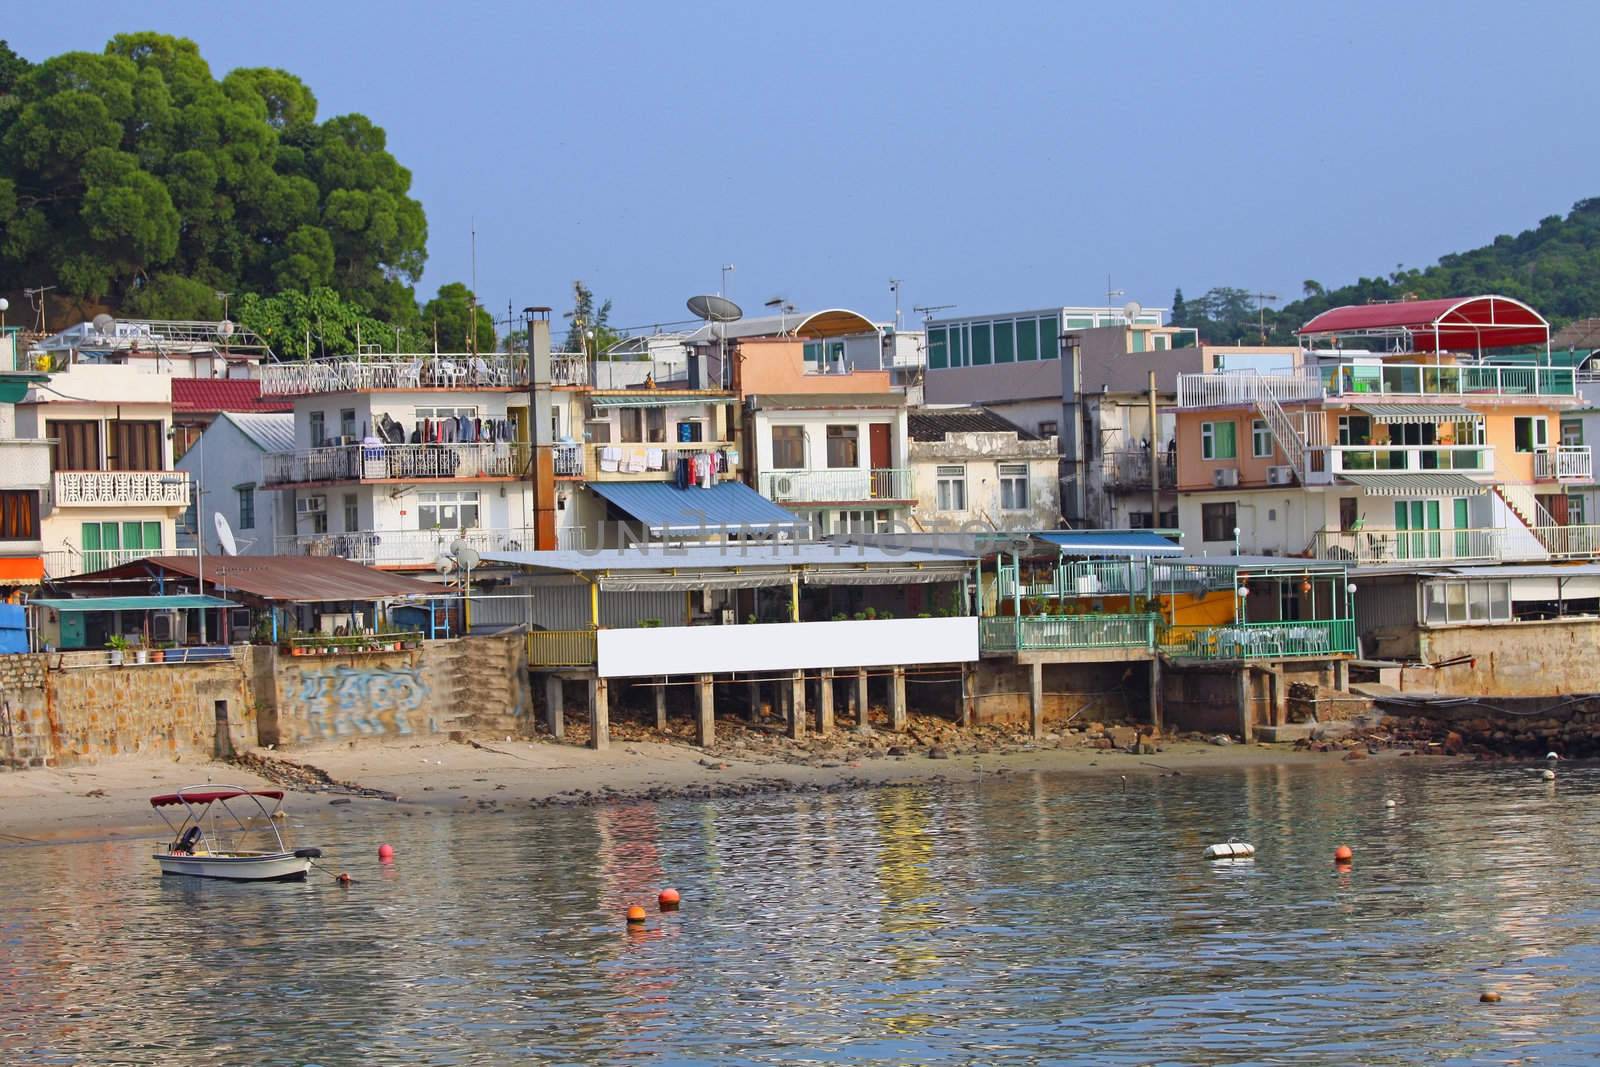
[151,642,168,663]
[107,634,130,666]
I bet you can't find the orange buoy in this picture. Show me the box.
[626,905,647,924]
[1334,845,1354,863]
[337,872,353,885]
[1480,991,1502,1003]
[659,888,681,910]
[378,843,395,861]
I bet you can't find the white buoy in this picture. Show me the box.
[1203,842,1256,860]
[1384,799,1397,808]
[1542,769,1557,781]
[1545,752,1560,761]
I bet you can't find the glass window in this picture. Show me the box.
[1016,318,1039,362]
[825,425,859,468]
[1514,416,1548,453]
[771,426,805,469]
[418,490,480,530]
[1337,416,1372,446]
[949,325,965,368]
[1568,494,1587,526]
[1039,315,1060,359]
[340,409,356,440]
[1445,581,1468,623]
[416,406,478,421]
[237,486,255,530]
[1561,419,1584,447]
[1038,419,1058,438]
[927,328,948,370]
[803,341,822,366]
[1154,334,1169,351]
[999,463,1028,510]
[993,320,1015,364]
[1424,581,1447,624]
[1202,421,1237,460]
[343,493,359,533]
[1489,580,1510,621]
[309,411,325,448]
[1468,582,1490,622]
[1201,501,1237,543]
[970,322,992,366]
[1131,330,1147,353]
[1252,420,1272,458]
[619,409,643,441]
[936,465,966,511]
[0,491,39,541]
[645,408,666,443]
[108,420,163,471]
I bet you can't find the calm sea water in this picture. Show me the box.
[2,760,1598,1066]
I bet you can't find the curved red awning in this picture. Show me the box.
[1297,295,1549,351]
[150,788,284,807]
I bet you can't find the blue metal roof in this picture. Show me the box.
[1034,531,1182,556]
[588,481,803,534]
[32,595,238,612]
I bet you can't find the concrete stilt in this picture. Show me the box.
[787,670,807,740]
[1236,667,1253,743]
[890,666,908,731]
[655,677,668,731]
[695,674,715,748]
[856,668,870,730]
[960,662,975,727]
[818,669,835,734]
[1332,658,1350,691]
[1028,661,1043,739]
[544,675,565,740]
[747,678,762,722]
[1148,657,1163,732]
[588,675,610,751]
[1267,666,1286,727]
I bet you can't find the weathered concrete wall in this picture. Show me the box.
[969,660,1145,725]
[1162,666,1242,735]
[1412,620,1600,697]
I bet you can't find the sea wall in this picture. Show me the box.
[968,661,1147,725]
[1376,695,1600,757]
[1411,619,1600,697]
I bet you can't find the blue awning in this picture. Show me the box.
[31,595,238,612]
[588,481,804,535]
[1034,531,1182,557]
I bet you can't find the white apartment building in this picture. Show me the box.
[175,412,295,555]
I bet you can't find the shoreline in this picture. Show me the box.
[0,724,1424,846]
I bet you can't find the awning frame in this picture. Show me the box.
[1337,472,1489,496]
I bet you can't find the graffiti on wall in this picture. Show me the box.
[286,664,434,741]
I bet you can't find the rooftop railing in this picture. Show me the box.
[1311,527,1503,565]
[1321,362,1576,398]
[43,545,196,578]
[1535,445,1592,482]
[259,352,530,396]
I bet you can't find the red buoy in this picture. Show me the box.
[1334,844,1354,863]
[337,872,353,885]
[659,888,681,910]
[378,843,395,862]
[626,905,647,924]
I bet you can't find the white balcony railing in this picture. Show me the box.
[760,468,914,503]
[50,470,191,507]
[1321,362,1576,399]
[1329,444,1494,474]
[259,352,530,396]
[1535,445,1593,482]
[43,546,196,578]
[1311,527,1504,565]
[550,354,589,387]
[263,443,530,487]
[1175,371,1322,408]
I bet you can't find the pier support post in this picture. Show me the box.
[1236,667,1253,744]
[747,678,762,721]
[1148,657,1163,732]
[818,669,835,734]
[544,675,565,740]
[856,667,870,730]
[588,675,610,751]
[1267,666,1287,727]
[787,670,807,740]
[961,662,975,727]
[890,667,908,732]
[1332,658,1349,692]
[1028,661,1043,739]
[695,674,715,748]
[655,677,668,731]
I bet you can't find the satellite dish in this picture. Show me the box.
[214,512,239,556]
[434,551,456,575]
[1122,301,1142,323]
[449,539,482,570]
[686,294,743,323]
[216,319,236,339]
[92,313,116,335]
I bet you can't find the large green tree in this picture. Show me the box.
[421,282,495,353]
[0,33,427,322]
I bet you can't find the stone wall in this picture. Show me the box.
[1412,620,1600,697]
[968,660,1148,725]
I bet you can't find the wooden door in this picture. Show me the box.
[868,423,891,498]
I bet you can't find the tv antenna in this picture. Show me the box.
[1106,276,1125,306]
[720,264,735,298]
[1251,292,1280,343]
[889,279,903,330]
[913,304,955,322]
[24,286,56,335]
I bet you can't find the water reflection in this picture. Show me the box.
[3,761,1600,1064]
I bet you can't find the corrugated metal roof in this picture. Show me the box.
[482,543,974,574]
[66,556,445,602]
[908,407,1038,442]
[1034,531,1182,556]
[1338,472,1489,495]
[750,393,904,410]
[1353,403,1476,424]
[171,379,292,414]
[222,412,296,453]
[588,482,803,534]
[32,595,236,611]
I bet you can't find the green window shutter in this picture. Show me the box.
[927,328,948,370]
[993,319,1014,363]
[122,521,145,550]
[971,322,992,365]
[1016,318,1038,361]
[804,342,822,365]
[1039,315,1060,358]
[101,522,121,550]
[1131,330,1147,353]
[81,523,102,552]
[1217,422,1236,459]
[143,521,161,549]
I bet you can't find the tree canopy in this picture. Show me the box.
[0,33,427,323]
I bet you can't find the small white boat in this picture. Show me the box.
[151,785,322,882]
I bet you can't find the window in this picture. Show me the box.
[1154,334,1169,351]
[48,420,101,471]
[771,425,805,469]
[619,408,643,442]
[1514,416,1548,453]
[311,510,328,534]
[1339,497,1358,532]
[645,408,666,443]
[343,493,359,532]
[1336,415,1371,446]
[340,409,356,440]
[1562,420,1584,447]
[237,486,255,530]
[804,341,823,367]
[970,322,992,366]
[832,508,891,534]
[676,419,704,443]
[1568,494,1587,526]
[0,491,39,541]
[1251,420,1272,459]
[107,420,162,471]
[1452,418,1486,446]
[999,463,1028,511]
[418,490,480,530]
[826,425,859,468]
[1201,421,1236,460]
[993,320,1015,364]
[309,411,326,448]
[1201,501,1237,543]
[1016,318,1039,362]
[936,465,967,511]
[927,327,948,370]
[1424,579,1511,625]
[949,324,965,367]
[1038,315,1060,358]
[80,520,161,568]
[1038,420,1058,438]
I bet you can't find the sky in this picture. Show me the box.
[9,0,1600,334]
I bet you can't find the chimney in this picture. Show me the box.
[525,307,557,550]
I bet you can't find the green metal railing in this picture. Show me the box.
[1160,619,1355,660]
[980,613,1160,653]
[528,629,597,667]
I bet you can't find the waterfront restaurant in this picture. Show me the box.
[483,543,980,748]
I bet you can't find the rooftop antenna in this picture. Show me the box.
[1106,276,1125,307]
[720,264,735,298]
[764,296,795,333]
[469,219,479,355]
[1251,292,1280,344]
[914,304,955,322]
[24,286,55,335]
[686,294,743,389]
[889,279,903,330]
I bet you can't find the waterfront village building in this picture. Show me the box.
[921,302,1297,530]
[170,378,290,460]
[907,408,1061,532]
[1558,353,1600,526]
[1169,295,1592,566]
[174,413,295,556]
[0,326,52,591]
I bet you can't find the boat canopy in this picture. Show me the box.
[150,788,285,807]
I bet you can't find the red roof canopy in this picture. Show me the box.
[150,788,284,807]
[171,379,292,415]
[1297,295,1549,352]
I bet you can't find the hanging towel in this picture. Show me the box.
[646,447,665,471]
[625,446,647,473]
[700,453,714,488]
[600,446,622,473]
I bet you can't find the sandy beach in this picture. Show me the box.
[0,715,1395,845]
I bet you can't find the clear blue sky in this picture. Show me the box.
[10,1,1600,333]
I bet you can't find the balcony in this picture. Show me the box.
[980,614,1159,655]
[44,546,196,578]
[1322,362,1575,399]
[1161,619,1356,660]
[578,443,739,482]
[263,442,530,488]
[275,527,537,567]
[259,352,529,396]
[1535,445,1592,482]
[759,468,914,503]
[50,470,191,507]
[1311,527,1503,565]
[998,559,1152,600]
[550,354,589,387]
[1329,444,1494,474]
[1176,371,1323,408]
[1102,450,1176,491]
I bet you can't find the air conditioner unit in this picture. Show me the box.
[296,494,326,515]
[1267,465,1294,486]
[1213,468,1240,488]
[773,475,796,496]
[150,615,174,642]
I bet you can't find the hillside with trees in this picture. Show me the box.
[1174,198,1600,345]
